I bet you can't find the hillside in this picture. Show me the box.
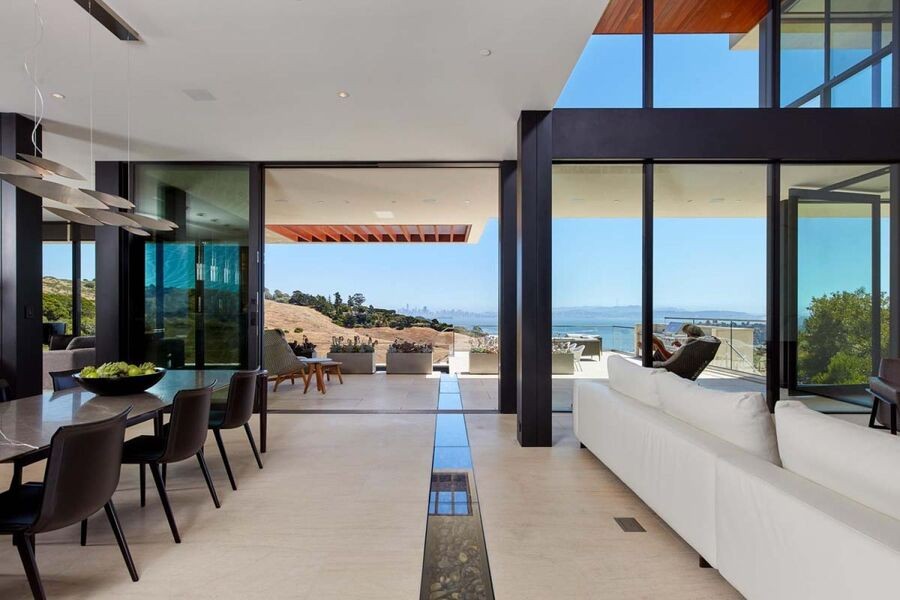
[264,300,472,363]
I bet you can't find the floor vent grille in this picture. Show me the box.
[614,517,646,533]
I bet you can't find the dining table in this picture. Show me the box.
[0,369,268,478]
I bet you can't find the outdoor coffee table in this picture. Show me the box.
[300,358,343,394]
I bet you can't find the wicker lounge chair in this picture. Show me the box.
[653,337,721,381]
[262,330,309,392]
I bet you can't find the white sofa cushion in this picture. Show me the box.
[655,373,780,465]
[606,354,663,408]
[776,400,900,521]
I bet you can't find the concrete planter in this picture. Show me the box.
[327,352,375,374]
[386,352,433,374]
[552,352,575,375]
[468,352,498,375]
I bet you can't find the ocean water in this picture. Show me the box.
[457,322,638,353]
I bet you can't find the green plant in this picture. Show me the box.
[552,341,573,355]
[293,327,303,333]
[470,336,498,354]
[388,339,432,353]
[330,335,377,353]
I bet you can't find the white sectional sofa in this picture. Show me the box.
[574,355,900,600]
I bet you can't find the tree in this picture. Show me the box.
[333,292,343,307]
[349,293,366,308]
[797,288,889,385]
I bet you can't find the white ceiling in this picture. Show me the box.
[265,167,498,243]
[0,0,605,178]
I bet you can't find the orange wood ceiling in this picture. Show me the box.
[595,0,769,35]
[267,224,471,243]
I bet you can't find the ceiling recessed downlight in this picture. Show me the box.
[51,92,65,100]
[479,49,492,57]
[374,210,394,219]
[337,91,350,99]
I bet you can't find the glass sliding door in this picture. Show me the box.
[781,165,891,404]
[135,164,250,369]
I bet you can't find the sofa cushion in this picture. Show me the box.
[655,373,780,464]
[776,400,900,521]
[607,354,663,408]
[66,336,95,350]
[48,335,74,351]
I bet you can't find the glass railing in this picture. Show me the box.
[551,324,636,355]
[661,316,766,377]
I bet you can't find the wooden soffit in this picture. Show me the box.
[595,0,769,35]
[267,224,471,243]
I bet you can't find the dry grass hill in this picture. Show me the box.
[264,300,473,363]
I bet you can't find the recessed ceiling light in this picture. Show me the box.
[479,49,492,57]
[721,11,733,19]
[197,212,206,217]
[51,92,65,100]
[337,91,350,99]
[709,197,725,204]
[464,200,471,205]
[374,210,394,219]
[423,198,437,204]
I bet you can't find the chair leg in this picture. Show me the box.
[148,462,181,544]
[14,532,45,600]
[869,399,880,428]
[272,376,281,392]
[139,463,146,507]
[80,519,87,546]
[335,367,343,384]
[104,500,139,582]
[244,423,264,469]
[161,463,167,486]
[892,404,897,436]
[213,428,237,490]
[196,451,221,509]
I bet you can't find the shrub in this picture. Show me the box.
[330,335,377,353]
[388,339,432,353]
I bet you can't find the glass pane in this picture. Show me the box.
[552,164,643,411]
[653,0,764,108]
[653,164,768,394]
[556,3,642,107]
[42,236,73,340]
[136,164,250,369]
[81,241,96,335]
[782,0,894,107]
[781,164,891,399]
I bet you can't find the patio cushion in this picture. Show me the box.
[776,400,900,522]
[656,373,780,465]
[607,354,663,408]
[66,336,96,350]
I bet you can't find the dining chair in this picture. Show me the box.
[209,370,264,491]
[0,408,138,599]
[49,368,81,392]
[121,386,220,544]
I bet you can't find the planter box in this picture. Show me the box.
[552,353,575,375]
[327,352,376,374]
[386,352,433,374]
[468,352,498,375]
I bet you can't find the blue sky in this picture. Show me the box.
[44,32,890,318]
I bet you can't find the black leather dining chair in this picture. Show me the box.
[49,369,81,392]
[121,386,220,543]
[0,409,138,599]
[210,370,264,491]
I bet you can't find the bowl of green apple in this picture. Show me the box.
[74,362,165,396]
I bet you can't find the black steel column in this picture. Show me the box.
[72,224,82,336]
[642,0,653,109]
[763,0,781,108]
[95,161,132,364]
[891,164,899,358]
[248,162,263,369]
[498,160,517,414]
[0,114,43,398]
[766,163,782,411]
[516,111,552,447]
[641,163,654,366]
[872,198,882,373]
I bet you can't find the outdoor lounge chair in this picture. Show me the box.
[262,329,310,392]
[869,358,900,435]
[653,336,721,381]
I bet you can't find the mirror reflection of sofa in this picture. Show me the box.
[42,335,95,389]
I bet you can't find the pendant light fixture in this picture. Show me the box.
[0,155,43,177]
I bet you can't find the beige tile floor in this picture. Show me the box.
[0,413,434,599]
[267,373,443,411]
[468,413,741,600]
[0,398,741,599]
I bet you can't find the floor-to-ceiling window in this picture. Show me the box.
[781,0,894,107]
[653,164,768,392]
[135,164,250,369]
[41,222,73,343]
[551,164,643,410]
[781,164,892,403]
[80,240,96,335]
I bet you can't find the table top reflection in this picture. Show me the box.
[0,369,235,463]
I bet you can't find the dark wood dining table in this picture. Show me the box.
[0,369,268,473]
